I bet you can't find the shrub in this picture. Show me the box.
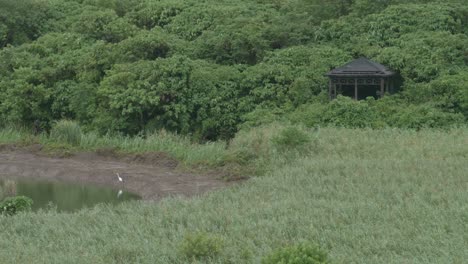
[0,196,33,216]
[262,243,330,264]
[289,96,466,130]
[321,96,381,128]
[288,97,383,129]
[226,123,317,175]
[49,120,82,146]
[240,107,284,130]
[179,232,224,261]
[386,104,465,129]
[272,126,311,151]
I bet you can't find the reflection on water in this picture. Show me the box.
[0,179,17,197]
[0,178,140,212]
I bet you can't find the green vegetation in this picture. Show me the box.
[179,232,225,261]
[1,127,467,263]
[0,122,313,174]
[49,120,82,146]
[272,126,312,151]
[0,180,34,216]
[0,0,466,140]
[0,196,33,216]
[262,243,329,264]
[286,96,466,130]
[1,1,467,263]
[0,123,228,166]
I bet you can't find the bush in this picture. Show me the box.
[386,104,465,129]
[49,120,82,146]
[262,243,330,264]
[289,96,465,130]
[0,196,33,216]
[225,123,318,175]
[179,232,224,261]
[272,126,311,151]
[321,96,381,128]
[288,97,384,129]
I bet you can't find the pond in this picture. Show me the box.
[0,178,140,212]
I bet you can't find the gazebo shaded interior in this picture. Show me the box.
[325,58,396,100]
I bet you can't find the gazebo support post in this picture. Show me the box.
[380,78,385,98]
[334,83,337,99]
[354,78,358,100]
[329,79,332,100]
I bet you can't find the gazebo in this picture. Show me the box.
[325,58,396,100]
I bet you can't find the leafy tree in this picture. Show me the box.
[0,0,51,47]
[166,4,241,41]
[126,0,187,29]
[82,0,140,16]
[377,31,468,82]
[113,29,172,62]
[195,22,270,65]
[95,56,244,139]
[0,0,467,138]
[402,72,468,118]
[241,45,351,108]
[316,3,468,50]
[70,6,137,42]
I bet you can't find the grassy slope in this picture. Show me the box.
[0,127,467,263]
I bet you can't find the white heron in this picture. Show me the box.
[116,172,123,182]
[116,173,124,198]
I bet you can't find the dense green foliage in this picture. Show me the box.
[1,126,467,263]
[272,125,312,151]
[262,243,329,264]
[179,232,224,261]
[0,0,466,139]
[0,196,33,216]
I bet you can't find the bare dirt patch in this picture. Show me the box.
[0,147,234,200]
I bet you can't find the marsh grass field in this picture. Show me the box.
[0,125,467,263]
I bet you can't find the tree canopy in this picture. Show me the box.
[0,0,467,139]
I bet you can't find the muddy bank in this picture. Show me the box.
[0,146,233,200]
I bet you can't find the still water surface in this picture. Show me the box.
[0,178,140,212]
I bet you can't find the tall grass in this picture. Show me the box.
[49,120,82,146]
[0,122,314,170]
[0,124,229,167]
[0,127,29,144]
[1,127,467,263]
[79,130,229,167]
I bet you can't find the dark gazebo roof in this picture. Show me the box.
[326,57,395,77]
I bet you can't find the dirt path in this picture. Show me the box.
[0,146,233,200]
